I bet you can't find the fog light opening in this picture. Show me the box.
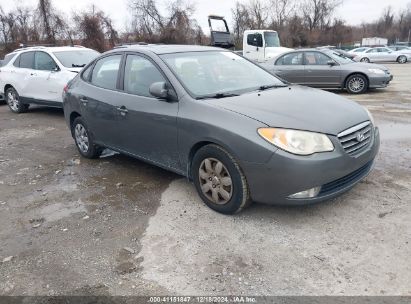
[288,187,321,199]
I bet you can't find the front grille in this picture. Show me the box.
[338,121,373,156]
[319,161,373,196]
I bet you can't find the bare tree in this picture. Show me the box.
[269,0,295,28]
[128,0,202,44]
[73,5,118,52]
[301,0,343,31]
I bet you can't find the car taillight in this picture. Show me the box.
[63,84,69,93]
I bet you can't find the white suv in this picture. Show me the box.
[0,46,99,113]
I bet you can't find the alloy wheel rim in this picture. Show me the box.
[399,56,406,63]
[361,58,369,63]
[7,91,19,111]
[348,77,365,93]
[74,124,89,153]
[199,158,233,205]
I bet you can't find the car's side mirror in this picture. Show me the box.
[327,60,337,66]
[51,66,59,72]
[149,82,176,101]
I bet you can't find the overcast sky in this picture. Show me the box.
[1,0,411,33]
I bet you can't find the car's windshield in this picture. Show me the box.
[161,51,285,98]
[264,32,280,47]
[53,50,100,68]
[326,51,354,64]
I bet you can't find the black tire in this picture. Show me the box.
[345,74,368,94]
[397,55,407,64]
[71,117,102,159]
[360,57,370,63]
[191,144,251,214]
[5,87,29,113]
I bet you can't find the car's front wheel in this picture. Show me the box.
[360,57,370,63]
[397,55,407,64]
[72,117,102,159]
[191,144,251,214]
[346,74,368,94]
[5,87,29,113]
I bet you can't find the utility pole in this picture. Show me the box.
[408,28,410,46]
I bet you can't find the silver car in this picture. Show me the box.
[353,47,410,64]
[261,49,393,94]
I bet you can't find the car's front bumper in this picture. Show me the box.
[241,126,380,205]
[369,74,393,88]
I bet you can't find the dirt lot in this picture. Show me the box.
[0,64,410,296]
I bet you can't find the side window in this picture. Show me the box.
[367,49,377,53]
[35,52,58,71]
[124,55,166,97]
[247,33,263,47]
[18,52,35,69]
[81,64,94,82]
[276,53,303,65]
[247,34,255,46]
[304,52,331,65]
[91,55,122,90]
[13,55,21,67]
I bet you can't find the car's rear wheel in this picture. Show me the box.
[360,57,370,63]
[72,117,102,159]
[397,55,407,64]
[346,74,368,94]
[5,87,29,113]
[191,144,251,214]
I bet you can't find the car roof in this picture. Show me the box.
[7,46,92,56]
[106,44,226,55]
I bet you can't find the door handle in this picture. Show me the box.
[79,96,88,105]
[117,106,128,116]
[30,72,37,76]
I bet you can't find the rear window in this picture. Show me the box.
[53,50,100,68]
[2,53,16,66]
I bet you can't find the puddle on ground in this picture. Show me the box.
[378,122,411,141]
[38,201,86,222]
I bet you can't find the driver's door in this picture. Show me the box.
[303,51,341,87]
[114,53,180,170]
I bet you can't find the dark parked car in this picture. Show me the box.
[260,49,393,94]
[63,45,380,214]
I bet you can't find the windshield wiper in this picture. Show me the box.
[196,92,239,100]
[72,64,86,68]
[258,84,288,91]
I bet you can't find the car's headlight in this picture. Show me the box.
[368,68,385,75]
[258,128,334,155]
[364,107,375,125]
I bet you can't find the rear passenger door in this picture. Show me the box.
[273,52,305,84]
[114,53,180,169]
[28,51,61,103]
[12,51,35,99]
[80,54,123,148]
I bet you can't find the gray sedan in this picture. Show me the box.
[260,49,393,94]
[61,45,379,214]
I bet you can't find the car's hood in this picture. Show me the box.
[208,85,369,136]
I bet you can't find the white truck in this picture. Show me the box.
[208,16,293,62]
[242,30,293,62]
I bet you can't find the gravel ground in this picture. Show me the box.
[0,63,410,296]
